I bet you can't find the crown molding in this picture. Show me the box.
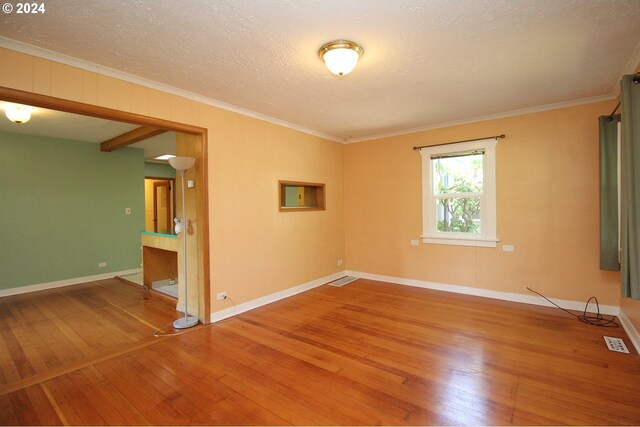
[0,37,628,146]
[0,37,344,143]
[346,94,616,144]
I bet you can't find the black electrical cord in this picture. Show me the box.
[526,287,619,328]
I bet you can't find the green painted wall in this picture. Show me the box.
[0,131,145,289]
[144,162,176,179]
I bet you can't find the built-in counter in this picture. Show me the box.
[141,231,178,289]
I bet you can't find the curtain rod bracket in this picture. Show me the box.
[605,73,639,121]
[413,134,505,151]
[606,102,621,122]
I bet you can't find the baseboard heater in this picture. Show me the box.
[326,276,359,287]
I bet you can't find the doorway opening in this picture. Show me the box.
[145,177,176,235]
[0,85,211,325]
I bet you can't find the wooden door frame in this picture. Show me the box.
[0,86,211,324]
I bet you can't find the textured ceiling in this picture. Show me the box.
[1,0,640,142]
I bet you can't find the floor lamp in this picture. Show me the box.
[168,156,198,329]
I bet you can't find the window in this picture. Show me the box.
[420,138,498,247]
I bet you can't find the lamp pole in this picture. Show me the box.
[168,156,198,329]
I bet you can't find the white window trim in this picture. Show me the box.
[420,138,498,247]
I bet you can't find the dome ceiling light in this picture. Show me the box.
[318,40,364,76]
[5,103,32,124]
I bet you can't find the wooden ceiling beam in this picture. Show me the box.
[100,125,167,152]
[0,86,206,135]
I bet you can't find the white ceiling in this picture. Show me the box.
[0,102,176,159]
[1,0,639,142]
[0,102,136,142]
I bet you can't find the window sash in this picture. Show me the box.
[430,149,484,160]
[433,192,482,199]
[431,152,484,196]
[421,138,498,247]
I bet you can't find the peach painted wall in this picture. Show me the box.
[344,101,621,305]
[3,45,635,321]
[0,47,345,313]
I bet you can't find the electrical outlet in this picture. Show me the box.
[98,262,107,268]
[410,239,419,246]
[337,259,343,266]
[216,291,227,301]
[125,207,131,215]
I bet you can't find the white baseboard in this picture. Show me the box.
[210,271,346,323]
[212,268,634,353]
[618,308,640,354]
[346,270,621,316]
[0,269,142,298]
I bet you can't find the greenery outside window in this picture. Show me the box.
[420,138,498,247]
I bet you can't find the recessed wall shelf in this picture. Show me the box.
[279,180,325,212]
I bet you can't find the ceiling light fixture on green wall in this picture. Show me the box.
[5,103,31,124]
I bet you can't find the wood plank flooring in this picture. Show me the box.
[1,278,639,425]
[0,278,180,392]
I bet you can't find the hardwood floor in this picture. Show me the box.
[1,278,639,425]
[0,278,180,392]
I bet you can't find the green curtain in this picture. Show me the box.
[599,114,620,271]
[621,74,640,299]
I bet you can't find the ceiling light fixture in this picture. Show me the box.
[5,104,31,124]
[319,40,364,76]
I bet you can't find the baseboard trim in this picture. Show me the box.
[208,268,627,338]
[618,309,640,355]
[0,269,142,298]
[346,270,620,316]
[210,271,346,323]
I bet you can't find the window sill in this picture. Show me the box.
[421,235,498,247]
